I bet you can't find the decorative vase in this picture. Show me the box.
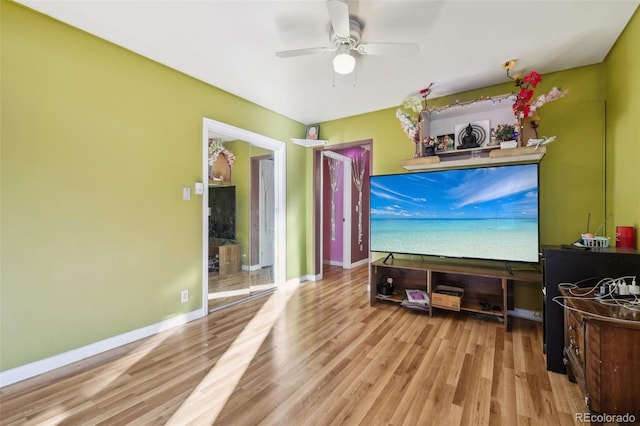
[529,118,540,140]
[413,135,423,158]
[518,117,539,147]
[517,118,524,147]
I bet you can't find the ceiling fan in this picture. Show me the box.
[275,0,419,75]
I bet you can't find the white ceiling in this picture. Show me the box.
[18,0,639,125]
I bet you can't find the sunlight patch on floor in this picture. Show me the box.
[207,284,274,300]
[166,280,299,424]
[249,283,276,293]
[24,330,177,425]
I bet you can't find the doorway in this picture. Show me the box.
[313,141,372,280]
[322,150,352,269]
[202,118,286,315]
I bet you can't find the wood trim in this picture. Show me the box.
[400,146,545,171]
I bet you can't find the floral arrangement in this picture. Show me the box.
[492,124,517,142]
[208,138,236,167]
[503,60,569,126]
[395,109,419,141]
[396,84,433,143]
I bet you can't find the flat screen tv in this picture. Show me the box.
[209,185,236,241]
[370,163,540,263]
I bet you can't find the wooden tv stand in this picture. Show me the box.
[369,256,542,331]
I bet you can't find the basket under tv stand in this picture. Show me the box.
[370,256,542,331]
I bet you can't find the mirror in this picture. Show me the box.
[248,144,275,294]
[202,118,285,313]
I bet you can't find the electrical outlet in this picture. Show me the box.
[182,187,191,201]
[181,289,189,303]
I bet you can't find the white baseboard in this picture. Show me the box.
[309,258,367,280]
[0,309,204,388]
[322,258,368,270]
[242,264,264,272]
[508,308,543,322]
[350,258,369,268]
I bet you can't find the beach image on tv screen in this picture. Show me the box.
[370,164,539,263]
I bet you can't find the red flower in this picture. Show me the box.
[503,60,566,124]
[419,82,434,97]
[512,71,542,118]
[522,71,542,87]
[518,88,534,104]
[513,103,531,117]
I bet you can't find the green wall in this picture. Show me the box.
[317,56,614,314]
[0,2,307,371]
[605,7,640,240]
[315,5,640,308]
[320,67,606,247]
[2,1,638,375]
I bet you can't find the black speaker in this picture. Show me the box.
[377,275,394,296]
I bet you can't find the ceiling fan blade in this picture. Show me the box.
[275,46,335,58]
[326,0,350,39]
[356,43,419,57]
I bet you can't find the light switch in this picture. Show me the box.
[182,187,191,200]
[194,182,204,195]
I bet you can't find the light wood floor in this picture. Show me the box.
[208,266,274,311]
[1,265,589,425]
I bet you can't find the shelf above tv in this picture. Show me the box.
[400,146,546,171]
[291,138,327,148]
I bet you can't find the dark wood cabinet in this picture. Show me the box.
[542,246,640,373]
[560,287,640,419]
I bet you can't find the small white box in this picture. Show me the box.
[500,140,518,149]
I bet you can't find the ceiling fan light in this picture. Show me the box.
[333,52,355,74]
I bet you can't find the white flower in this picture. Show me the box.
[396,109,419,141]
[532,87,569,111]
[208,138,236,166]
[396,94,427,142]
[402,96,424,114]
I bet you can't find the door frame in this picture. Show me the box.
[312,140,372,280]
[201,118,286,316]
[322,150,352,270]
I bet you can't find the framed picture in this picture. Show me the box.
[434,133,455,153]
[305,124,320,140]
[454,120,490,150]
